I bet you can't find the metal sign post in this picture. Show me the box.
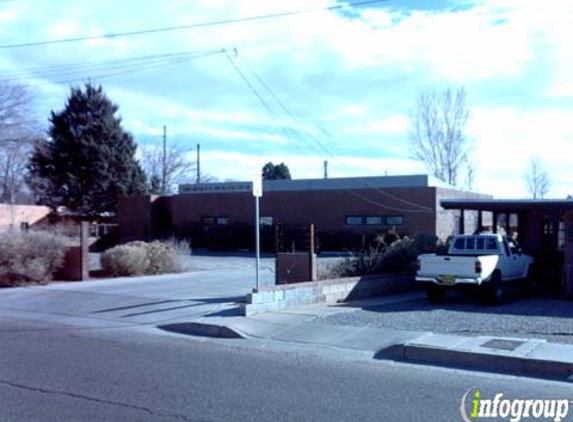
[252,173,263,290]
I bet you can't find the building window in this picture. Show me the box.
[365,216,383,225]
[202,217,230,225]
[345,216,363,226]
[346,215,404,226]
[260,216,273,226]
[201,217,215,225]
[386,215,404,226]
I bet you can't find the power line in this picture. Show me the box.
[6,50,223,86]
[224,50,431,214]
[49,56,203,85]
[0,0,393,50]
[222,49,325,159]
[0,49,218,79]
[235,50,433,213]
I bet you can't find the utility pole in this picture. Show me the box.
[162,125,167,193]
[252,172,263,290]
[196,144,201,184]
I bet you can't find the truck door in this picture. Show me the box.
[499,238,519,279]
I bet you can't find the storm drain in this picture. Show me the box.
[480,339,526,351]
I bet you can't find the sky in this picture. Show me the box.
[0,0,572,198]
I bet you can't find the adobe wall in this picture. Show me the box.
[118,186,493,245]
[0,204,51,232]
[118,195,174,242]
[171,187,437,236]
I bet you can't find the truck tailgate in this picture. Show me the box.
[419,255,477,277]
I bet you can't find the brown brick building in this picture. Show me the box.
[118,175,489,247]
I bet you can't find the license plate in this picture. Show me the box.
[440,275,455,284]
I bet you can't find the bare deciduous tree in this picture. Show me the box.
[0,80,38,204]
[0,79,34,139]
[0,136,34,203]
[525,156,550,199]
[140,144,196,194]
[410,87,473,188]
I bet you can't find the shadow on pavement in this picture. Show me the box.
[91,296,245,316]
[157,322,243,339]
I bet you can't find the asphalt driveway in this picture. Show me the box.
[0,254,275,328]
[0,252,349,330]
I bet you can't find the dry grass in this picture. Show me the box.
[0,230,69,286]
[100,240,180,277]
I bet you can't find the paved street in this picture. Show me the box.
[1,256,572,421]
[323,292,573,344]
[1,317,572,422]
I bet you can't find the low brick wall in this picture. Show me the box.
[240,273,417,316]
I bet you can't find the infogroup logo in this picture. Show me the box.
[460,387,571,422]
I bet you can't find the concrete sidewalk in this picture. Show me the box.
[164,292,573,382]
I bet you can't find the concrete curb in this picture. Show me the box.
[376,343,573,382]
[157,322,246,339]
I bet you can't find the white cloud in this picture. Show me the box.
[468,106,573,198]
[0,9,20,22]
[198,150,423,182]
[0,0,572,200]
[369,114,409,135]
[48,21,81,38]
[194,127,287,143]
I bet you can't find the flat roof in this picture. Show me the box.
[441,198,573,212]
[179,174,457,195]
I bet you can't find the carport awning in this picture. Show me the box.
[441,199,573,214]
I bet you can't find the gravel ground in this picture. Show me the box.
[323,293,573,344]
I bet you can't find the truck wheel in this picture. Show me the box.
[426,285,445,303]
[484,272,503,305]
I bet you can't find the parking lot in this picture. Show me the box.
[323,292,573,344]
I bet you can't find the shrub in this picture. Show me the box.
[141,241,177,274]
[100,240,178,276]
[380,232,440,272]
[320,232,441,278]
[100,244,150,276]
[0,230,69,286]
[163,237,191,257]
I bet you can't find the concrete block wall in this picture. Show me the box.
[240,273,416,316]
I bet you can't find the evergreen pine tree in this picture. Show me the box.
[29,83,146,217]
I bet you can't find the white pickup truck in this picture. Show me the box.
[416,234,535,303]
